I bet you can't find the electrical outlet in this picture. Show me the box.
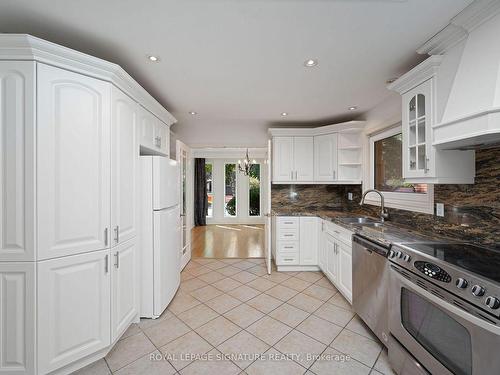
[436,203,445,217]
[348,192,353,201]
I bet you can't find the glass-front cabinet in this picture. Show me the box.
[402,79,433,179]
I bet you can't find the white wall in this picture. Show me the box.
[205,158,268,225]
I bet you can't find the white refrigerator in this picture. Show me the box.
[140,156,181,318]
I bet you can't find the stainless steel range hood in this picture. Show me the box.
[430,3,500,150]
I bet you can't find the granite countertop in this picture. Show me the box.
[272,209,439,248]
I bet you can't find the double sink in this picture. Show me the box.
[338,216,384,228]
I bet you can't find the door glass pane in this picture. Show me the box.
[409,96,416,121]
[224,164,236,217]
[417,118,426,144]
[401,288,472,375]
[418,145,426,170]
[409,121,416,146]
[249,164,260,216]
[205,163,213,217]
[374,133,427,193]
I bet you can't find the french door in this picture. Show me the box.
[177,140,192,269]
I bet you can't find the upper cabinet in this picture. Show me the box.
[138,106,170,156]
[270,121,364,184]
[272,137,313,182]
[388,56,475,184]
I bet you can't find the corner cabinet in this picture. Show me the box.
[270,121,364,184]
[0,34,175,375]
[389,56,475,184]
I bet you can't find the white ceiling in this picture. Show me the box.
[0,0,472,147]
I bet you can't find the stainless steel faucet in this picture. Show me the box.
[359,189,389,222]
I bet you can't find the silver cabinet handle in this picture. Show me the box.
[295,171,298,180]
[105,254,109,273]
[114,225,119,243]
[290,171,293,180]
[114,251,120,268]
[284,258,294,261]
[104,228,109,246]
[425,157,430,173]
[284,221,294,224]
[333,170,336,180]
[284,234,294,237]
[284,246,294,249]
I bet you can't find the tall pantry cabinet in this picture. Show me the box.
[0,35,176,375]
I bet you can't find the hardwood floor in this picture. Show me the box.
[191,224,265,258]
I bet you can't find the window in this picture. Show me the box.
[205,163,213,217]
[374,133,427,194]
[224,163,237,217]
[248,164,261,216]
[368,125,433,214]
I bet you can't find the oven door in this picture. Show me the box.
[389,264,500,375]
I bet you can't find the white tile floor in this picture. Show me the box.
[75,258,395,375]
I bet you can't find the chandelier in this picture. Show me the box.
[237,149,256,176]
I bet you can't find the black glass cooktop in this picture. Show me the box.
[402,242,500,284]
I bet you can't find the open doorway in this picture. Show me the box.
[191,148,269,261]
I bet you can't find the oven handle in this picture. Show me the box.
[390,266,500,335]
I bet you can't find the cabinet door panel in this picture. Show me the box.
[111,238,138,341]
[111,88,138,245]
[272,137,293,181]
[338,242,353,302]
[299,217,318,265]
[325,235,337,283]
[154,120,170,156]
[314,134,337,181]
[0,62,35,261]
[294,137,314,181]
[37,64,111,260]
[0,262,35,374]
[37,249,111,374]
[138,106,155,150]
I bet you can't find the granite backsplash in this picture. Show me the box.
[271,147,500,249]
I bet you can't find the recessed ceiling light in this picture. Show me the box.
[281,112,288,116]
[348,106,358,111]
[386,77,398,84]
[148,55,160,62]
[189,111,197,115]
[304,59,318,67]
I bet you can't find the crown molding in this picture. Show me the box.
[268,120,365,137]
[417,0,500,55]
[387,55,443,94]
[0,34,176,125]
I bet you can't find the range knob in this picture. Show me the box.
[403,254,411,262]
[485,296,500,310]
[388,250,395,259]
[456,278,468,289]
[395,251,402,259]
[471,285,485,297]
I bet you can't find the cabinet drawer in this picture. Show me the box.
[276,253,299,265]
[277,217,299,229]
[277,241,299,254]
[278,230,299,241]
[324,221,353,245]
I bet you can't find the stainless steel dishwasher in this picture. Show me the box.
[352,234,390,345]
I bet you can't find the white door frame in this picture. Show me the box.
[265,140,272,275]
[177,140,192,270]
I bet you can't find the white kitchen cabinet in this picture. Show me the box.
[37,249,111,374]
[337,241,353,302]
[138,106,170,156]
[0,62,36,262]
[37,63,111,260]
[389,56,475,184]
[294,137,314,181]
[272,137,294,181]
[299,217,319,265]
[0,262,35,374]
[112,87,138,246]
[314,134,338,181]
[111,238,138,342]
[320,220,353,303]
[272,137,313,182]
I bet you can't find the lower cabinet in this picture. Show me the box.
[0,240,138,375]
[111,238,138,342]
[37,249,111,374]
[319,221,353,303]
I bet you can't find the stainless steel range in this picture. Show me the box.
[387,242,500,375]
